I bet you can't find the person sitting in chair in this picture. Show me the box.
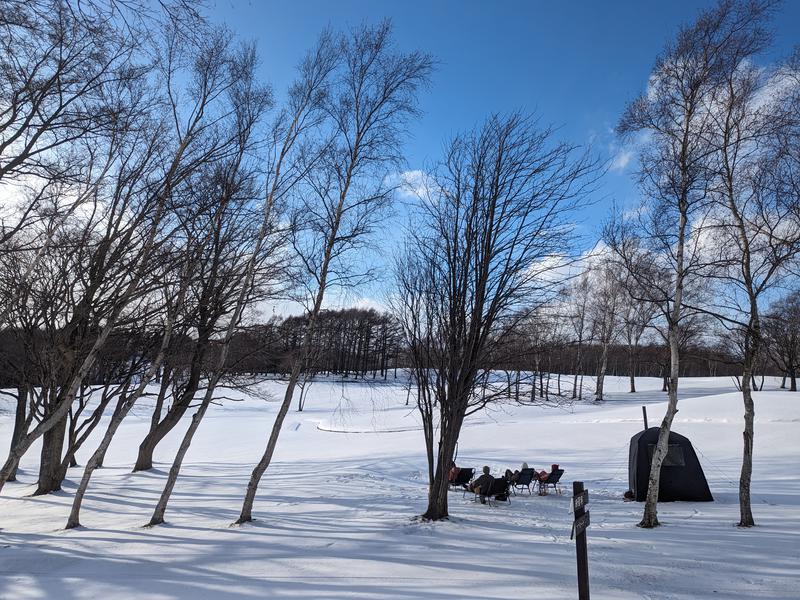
[447,461,461,484]
[530,463,549,481]
[469,466,494,504]
[506,462,530,483]
[536,464,559,495]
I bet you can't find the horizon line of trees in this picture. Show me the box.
[6,295,798,391]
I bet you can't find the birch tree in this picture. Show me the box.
[236,22,432,525]
[699,7,800,525]
[146,49,278,524]
[588,260,622,402]
[606,0,741,527]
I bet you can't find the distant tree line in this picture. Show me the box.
[225,308,403,380]
[3,294,796,396]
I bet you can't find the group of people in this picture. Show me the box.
[448,461,559,503]
[505,462,550,485]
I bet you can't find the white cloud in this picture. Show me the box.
[387,169,435,202]
[609,148,634,172]
[607,130,650,174]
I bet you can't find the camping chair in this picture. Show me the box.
[537,469,564,495]
[449,468,474,492]
[474,477,511,506]
[511,468,537,496]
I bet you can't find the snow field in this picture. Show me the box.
[0,376,798,599]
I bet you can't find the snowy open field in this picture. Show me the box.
[0,376,798,599]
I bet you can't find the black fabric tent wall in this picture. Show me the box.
[628,427,713,502]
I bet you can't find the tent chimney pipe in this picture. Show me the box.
[642,406,648,430]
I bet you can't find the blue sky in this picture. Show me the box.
[207,0,800,311]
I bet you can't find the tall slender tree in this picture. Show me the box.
[697,3,800,525]
[606,0,745,527]
[236,22,432,525]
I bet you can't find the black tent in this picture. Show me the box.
[628,427,713,502]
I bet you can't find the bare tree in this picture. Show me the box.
[587,260,622,402]
[619,271,660,393]
[0,10,242,493]
[605,0,757,527]
[565,271,591,400]
[396,113,596,521]
[763,291,800,391]
[696,6,800,525]
[236,22,432,525]
[146,48,278,525]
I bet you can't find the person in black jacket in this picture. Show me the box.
[469,466,494,504]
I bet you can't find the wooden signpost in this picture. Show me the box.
[571,481,590,600]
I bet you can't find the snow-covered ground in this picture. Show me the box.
[0,376,798,599]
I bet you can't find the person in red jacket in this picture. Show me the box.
[447,461,461,483]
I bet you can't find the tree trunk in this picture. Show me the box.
[34,414,68,495]
[94,442,110,470]
[66,423,117,529]
[149,364,172,434]
[237,370,300,523]
[595,343,608,401]
[7,386,28,482]
[640,324,680,528]
[147,389,217,526]
[134,408,184,472]
[422,415,461,521]
[423,459,450,521]
[628,348,637,393]
[572,343,583,400]
[738,358,755,527]
[423,408,434,486]
[66,397,133,527]
[133,383,196,472]
[135,343,206,471]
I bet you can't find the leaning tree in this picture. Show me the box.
[236,21,433,525]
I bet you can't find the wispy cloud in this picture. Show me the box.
[609,148,634,172]
[606,129,650,174]
[387,169,435,202]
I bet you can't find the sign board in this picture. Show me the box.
[572,490,589,513]
[572,481,590,600]
[573,511,590,537]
